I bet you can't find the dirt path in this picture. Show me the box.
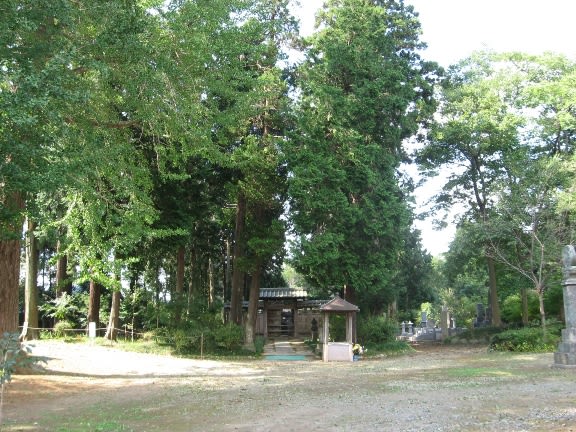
[2,341,576,431]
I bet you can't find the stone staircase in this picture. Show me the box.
[263,337,317,361]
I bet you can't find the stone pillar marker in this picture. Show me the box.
[554,245,576,368]
[441,307,449,340]
[88,322,96,339]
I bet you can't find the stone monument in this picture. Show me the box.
[553,245,576,368]
[441,306,450,340]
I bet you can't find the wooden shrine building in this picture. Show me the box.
[224,287,325,338]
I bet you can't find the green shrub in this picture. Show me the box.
[40,293,88,329]
[489,326,560,352]
[357,315,397,345]
[363,340,414,357]
[172,329,196,354]
[213,324,244,351]
[254,336,266,355]
[53,320,74,338]
[454,326,504,343]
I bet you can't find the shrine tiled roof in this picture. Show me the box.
[320,295,359,312]
[259,287,309,299]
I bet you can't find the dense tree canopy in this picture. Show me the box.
[417,52,576,328]
[2,1,575,344]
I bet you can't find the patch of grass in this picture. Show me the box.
[106,339,174,356]
[56,421,132,432]
[444,367,513,378]
[43,398,149,432]
[365,340,415,357]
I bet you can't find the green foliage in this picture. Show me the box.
[500,292,540,324]
[489,326,561,352]
[1,333,28,386]
[287,0,438,309]
[395,230,436,312]
[254,336,266,355]
[544,284,565,319]
[357,315,398,345]
[170,329,194,355]
[438,289,478,329]
[213,324,245,352]
[152,323,203,354]
[303,338,319,354]
[41,293,88,329]
[449,326,503,343]
[53,320,75,338]
[327,315,346,341]
[151,306,245,355]
[418,52,576,331]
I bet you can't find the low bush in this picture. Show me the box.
[364,340,414,357]
[489,326,560,352]
[357,315,397,345]
[172,328,200,354]
[213,323,244,352]
[53,320,75,338]
[451,326,502,343]
[254,336,266,355]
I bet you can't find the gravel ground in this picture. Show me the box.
[2,341,576,431]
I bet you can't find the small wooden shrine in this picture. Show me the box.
[320,296,359,362]
[224,287,325,338]
[224,289,360,356]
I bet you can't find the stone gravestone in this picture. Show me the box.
[475,303,485,327]
[554,245,576,368]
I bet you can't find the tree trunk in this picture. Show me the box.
[88,280,101,335]
[208,257,215,307]
[55,240,71,297]
[537,283,547,342]
[486,256,501,326]
[225,238,231,302]
[521,285,529,326]
[230,193,246,325]
[187,247,197,318]
[174,245,185,325]
[21,218,39,341]
[105,290,121,341]
[387,300,397,319]
[245,261,262,349]
[0,191,24,335]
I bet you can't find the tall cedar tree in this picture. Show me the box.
[203,0,296,328]
[240,0,297,345]
[288,0,438,310]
